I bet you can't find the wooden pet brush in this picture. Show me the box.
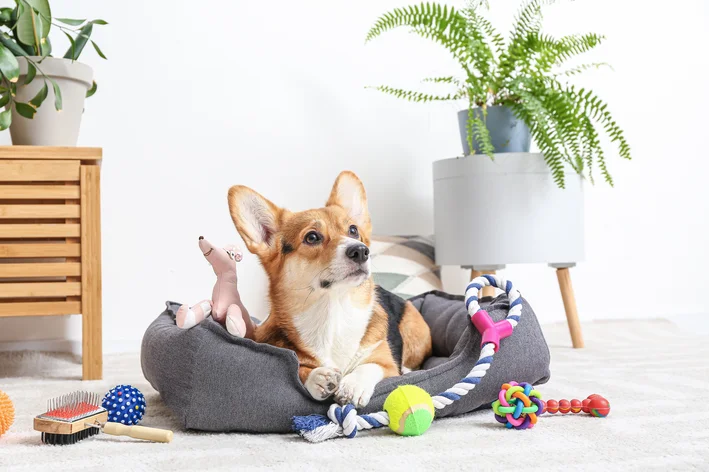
[34,391,173,445]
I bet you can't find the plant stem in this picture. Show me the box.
[28,5,40,54]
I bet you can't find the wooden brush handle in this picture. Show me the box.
[103,422,173,443]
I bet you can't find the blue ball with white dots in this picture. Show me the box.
[101,385,146,426]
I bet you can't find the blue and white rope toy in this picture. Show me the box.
[292,274,523,442]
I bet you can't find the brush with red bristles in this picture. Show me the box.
[34,391,173,445]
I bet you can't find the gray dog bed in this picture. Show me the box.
[141,291,551,433]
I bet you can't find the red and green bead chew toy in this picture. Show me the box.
[544,393,610,418]
[493,381,610,429]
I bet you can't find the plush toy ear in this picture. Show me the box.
[228,186,283,255]
[326,171,370,229]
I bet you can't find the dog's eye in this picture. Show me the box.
[304,231,322,245]
[348,225,359,239]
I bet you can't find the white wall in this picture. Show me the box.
[1,0,707,351]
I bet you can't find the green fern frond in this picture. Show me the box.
[496,1,551,86]
[422,76,461,86]
[369,85,457,103]
[553,33,604,65]
[509,100,566,188]
[365,3,466,43]
[466,108,495,157]
[473,15,506,58]
[510,0,546,40]
[556,62,611,77]
[571,86,631,161]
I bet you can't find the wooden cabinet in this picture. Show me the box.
[0,146,103,379]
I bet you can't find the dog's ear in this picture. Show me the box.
[228,186,283,255]
[326,171,370,230]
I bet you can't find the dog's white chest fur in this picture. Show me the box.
[293,290,373,371]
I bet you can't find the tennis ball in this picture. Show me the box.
[383,385,434,436]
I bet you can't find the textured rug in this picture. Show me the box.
[1,319,708,472]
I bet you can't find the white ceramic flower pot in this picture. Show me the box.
[432,153,584,267]
[9,57,93,146]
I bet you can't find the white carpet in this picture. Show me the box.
[1,319,708,472]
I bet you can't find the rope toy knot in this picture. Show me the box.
[328,404,359,438]
[492,381,543,430]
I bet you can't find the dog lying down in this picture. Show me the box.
[227,171,432,407]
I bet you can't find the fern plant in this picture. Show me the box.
[366,0,631,188]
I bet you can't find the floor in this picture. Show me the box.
[0,319,708,472]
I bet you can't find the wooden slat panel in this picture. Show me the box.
[0,262,81,278]
[0,204,80,219]
[0,224,80,238]
[0,282,81,298]
[0,301,81,317]
[0,184,80,199]
[0,147,102,160]
[0,243,80,258]
[0,160,80,181]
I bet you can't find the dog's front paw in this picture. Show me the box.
[335,368,380,408]
[305,367,342,401]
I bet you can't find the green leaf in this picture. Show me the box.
[0,92,10,107]
[0,43,20,83]
[16,0,51,47]
[24,61,36,84]
[86,80,97,98]
[40,34,51,59]
[63,22,92,60]
[29,80,47,108]
[50,79,61,110]
[56,17,85,26]
[0,33,30,56]
[63,31,75,60]
[0,108,11,130]
[15,101,36,119]
[90,40,106,59]
[91,19,108,25]
[0,7,13,26]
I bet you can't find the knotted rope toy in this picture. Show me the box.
[493,382,611,429]
[292,274,522,442]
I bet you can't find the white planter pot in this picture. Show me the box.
[9,57,93,146]
[433,153,584,267]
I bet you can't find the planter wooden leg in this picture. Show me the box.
[470,269,497,298]
[81,165,103,380]
[555,267,584,348]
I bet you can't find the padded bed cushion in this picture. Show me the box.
[141,291,550,433]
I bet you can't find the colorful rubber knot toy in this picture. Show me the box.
[492,381,543,430]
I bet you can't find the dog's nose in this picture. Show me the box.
[346,244,370,263]
[199,236,204,240]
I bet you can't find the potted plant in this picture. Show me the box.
[0,0,107,145]
[366,0,631,268]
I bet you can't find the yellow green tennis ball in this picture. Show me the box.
[383,385,434,436]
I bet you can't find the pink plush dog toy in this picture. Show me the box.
[176,236,254,338]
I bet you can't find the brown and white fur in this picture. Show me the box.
[227,171,432,407]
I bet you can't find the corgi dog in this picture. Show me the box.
[227,171,432,407]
